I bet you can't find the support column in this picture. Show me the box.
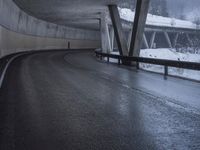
[173,33,179,48]
[100,13,111,53]
[164,32,172,48]
[128,30,132,50]
[150,32,156,49]
[143,33,149,49]
[186,33,193,47]
[109,26,115,51]
[108,5,128,56]
[129,0,150,56]
[0,27,2,57]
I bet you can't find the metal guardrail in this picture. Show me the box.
[95,51,200,77]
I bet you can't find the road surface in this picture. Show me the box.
[0,50,200,150]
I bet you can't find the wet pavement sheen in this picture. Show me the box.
[0,50,200,150]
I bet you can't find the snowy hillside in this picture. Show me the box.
[119,8,200,30]
[140,49,200,81]
[110,49,200,81]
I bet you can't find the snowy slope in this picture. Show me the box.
[119,8,200,30]
[140,49,200,81]
[110,49,200,81]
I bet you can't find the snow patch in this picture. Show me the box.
[110,49,200,81]
[140,49,200,81]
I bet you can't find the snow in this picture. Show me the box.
[119,8,200,30]
[105,8,200,81]
[110,49,200,81]
[140,49,200,81]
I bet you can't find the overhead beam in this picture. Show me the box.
[129,0,150,56]
[108,5,128,56]
[120,19,200,34]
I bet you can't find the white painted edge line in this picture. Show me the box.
[0,53,26,88]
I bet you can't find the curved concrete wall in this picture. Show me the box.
[0,25,100,57]
[0,0,100,58]
[0,0,100,40]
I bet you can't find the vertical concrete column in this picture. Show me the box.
[127,30,132,50]
[143,33,149,49]
[164,32,172,48]
[150,32,156,49]
[0,27,2,57]
[108,5,128,56]
[100,13,111,53]
[173,33,179,48]
[109,26,115,52]
[186,33,193,47]
[129,0,150,56]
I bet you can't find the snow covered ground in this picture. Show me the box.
[140,49,200,81]
[119,8,200,30]
[110,49,200,81]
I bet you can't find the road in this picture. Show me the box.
[0,50,200,150]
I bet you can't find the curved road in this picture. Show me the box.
[0,50,200,150]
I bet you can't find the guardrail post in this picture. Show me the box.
[164,65,168,79]
[118,58,121,65]
[107,56,110,63]
[100,55,103,60]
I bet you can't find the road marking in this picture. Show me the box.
[0,54,26,88]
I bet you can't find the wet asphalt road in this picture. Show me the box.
[0,50,200,150]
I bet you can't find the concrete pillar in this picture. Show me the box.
[129,0,150,56]
[164,32,172,48]
[150,32,156,49]
[108,5,128,56]
[186,33,193,47]
[109,26,115,51]
[143,33,149,49]
[128,30,132,50]
[106,24,112,53]
[173,33,179,48]
[0,26,3,58]
[100,13,111,53]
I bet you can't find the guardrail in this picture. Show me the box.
[95,51,200,77]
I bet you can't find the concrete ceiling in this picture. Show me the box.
[13,0,133,30]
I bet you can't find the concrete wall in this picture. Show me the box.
[0,25,100,58]
[0,0,100,58]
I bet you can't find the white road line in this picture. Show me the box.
[0,53,26,88]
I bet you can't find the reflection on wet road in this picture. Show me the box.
[0,50,200,150]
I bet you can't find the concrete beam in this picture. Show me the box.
[150,32,156,49]
[100,14,111,53]
[164,32,172,48]
[143,33,149,49]
[121,20,200,35]
[129,0,150,56]
[108,5,128,56]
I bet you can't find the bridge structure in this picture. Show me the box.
[103,11,200,54]
[0,0,200,150]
